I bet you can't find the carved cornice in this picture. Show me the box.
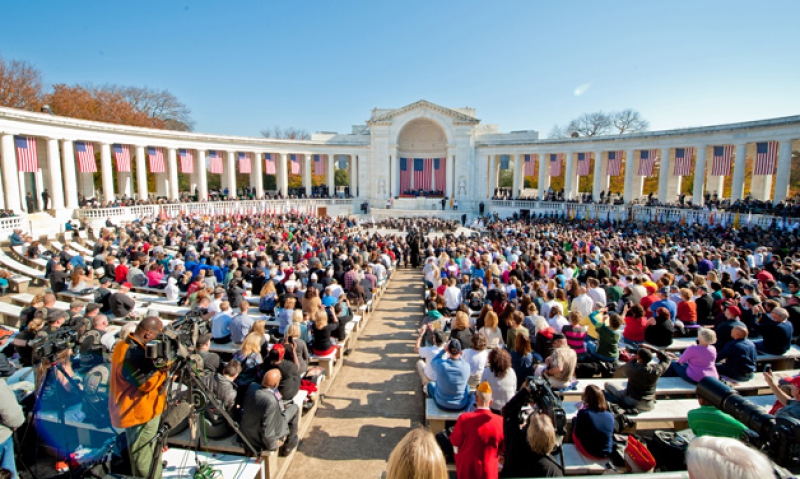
[367,100,480,125]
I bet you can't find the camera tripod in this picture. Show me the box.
[145,355,259,479]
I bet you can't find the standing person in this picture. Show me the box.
[109,317,167,478]
[25,192,35,213]
[450,382,505,479]
[0,379,23,477]
[41,188,51,210]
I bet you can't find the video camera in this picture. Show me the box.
[526,376,567,436]
[30,328,78,362]
[145,309,210,363]
[698,377,800,468]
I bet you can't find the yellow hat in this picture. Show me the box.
[476,382,492,394]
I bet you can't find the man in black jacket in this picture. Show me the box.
[694,285,715,326]
[240,369,299,457]
[606,345,671,412]
[109,283,137,319]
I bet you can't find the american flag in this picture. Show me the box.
[754,141,778,176]
[290,154,301,175]
[500,155,510,170]
[314,154,326,176]
[75,141,97,173]
[607,151,623,176]
[209,150,223,174]
[179,149,194,174]
[638,149,658,176]
[577,152,591,176]
[414,158,432,191]
[524,154,536,177]
[113,144,131,172]
[549,153,562,176]
[711,145,734,176]
[15,136,38,172]
[264,154,276,175]
[673,147,694,176]
[399,158,411,193]
[148,147,166,173]
[338,157,348,169]
[238,152,251,173]
[434,158,446,191]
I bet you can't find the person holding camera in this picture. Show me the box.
[606,344,671,412]
[427,340,471,412]
[109,316,168,478]
[502,380,564,477]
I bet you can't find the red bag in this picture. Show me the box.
[625,436,656,472]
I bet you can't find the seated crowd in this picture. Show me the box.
[0,210,407,477]
[413,212,800,477]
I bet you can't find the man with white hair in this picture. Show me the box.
[686,436,773,479]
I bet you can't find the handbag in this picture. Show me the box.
[624,435,656,473]
[649,430,689,471]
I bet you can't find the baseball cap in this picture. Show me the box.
[99,277,111,285]
[120,282,132,289]
[727,306,742,317]
[447,340,462,355]
[271,343,286,361]
[70,300,87,309]
[786,376,800,389]
[552,332,566,341]
[46,309,68,323]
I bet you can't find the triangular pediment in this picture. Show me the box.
[368,100,480,125]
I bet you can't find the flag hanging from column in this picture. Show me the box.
[238,152,252,173]
[754,141,778,176]
[434,158,446,191]
[607,151,623,176]
[290,154,301,175]
[313,154,326,176]
[75,141,97,173]
[264,154,276,174]
[178,149,194,174]
[638,149,658,176]
[209,150,223,174]
[113,144,131,172]
[500,155,510,170]
[414,158,432,191]
[399,158,411,193]
[524,154,536,177]
[14,136,39,172]
[711,145,734,176]
[147,147,166,173]
[549,153,562,176]
[673,147,694,176]
[577,153,591,176]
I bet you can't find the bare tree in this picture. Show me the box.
[103,85,195,131]
[260,126,310,140]
[0,57,43,111]
[568,112,612,137]
[612,109,649,134]
[548,124,570,139]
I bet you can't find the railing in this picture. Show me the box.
[0,215,26,233]
[75,199,355,220]
[489,200,795,227]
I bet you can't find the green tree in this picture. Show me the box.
[498,169,513,188]
[335,168,349,186]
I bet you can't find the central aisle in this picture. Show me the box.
[285,268,425,479]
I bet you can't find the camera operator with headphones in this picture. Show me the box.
[109,316,167,478]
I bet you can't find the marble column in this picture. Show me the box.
[46,138,65,210]
[538,153,550,199]
[327,154,335,197]
[303,154,312,196]
[101,143,115,202]
[167,147,179,200]
[774,139,794,204]
[278,153,289,197]
[196,149,208,200]
[135,145,148,201]
[447,148,455,199]
[226,151,236,199]
[623,149,637,204]
[564,152,577,200]
[253,152,264,198]
[730,143,748,201]
[62,140,79,209]
[1,134,21,212]
[512,154,522,197]
[657,147,671,204]
[592,151,604,201]
[350,155,358,196]
[692,146,707,205]
[388,151,396,198]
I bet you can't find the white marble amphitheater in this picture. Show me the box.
[0,100,798,235]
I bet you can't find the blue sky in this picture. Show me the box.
[2,1,798,138]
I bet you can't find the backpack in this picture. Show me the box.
[82,363,112,428]
[648,430,689,472]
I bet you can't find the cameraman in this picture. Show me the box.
[502,380,563,477]
[109,317,167,478]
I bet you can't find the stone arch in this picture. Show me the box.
[395,117,449,159]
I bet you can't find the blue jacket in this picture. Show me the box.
[429,349,471,411]
[717,338,757,377]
